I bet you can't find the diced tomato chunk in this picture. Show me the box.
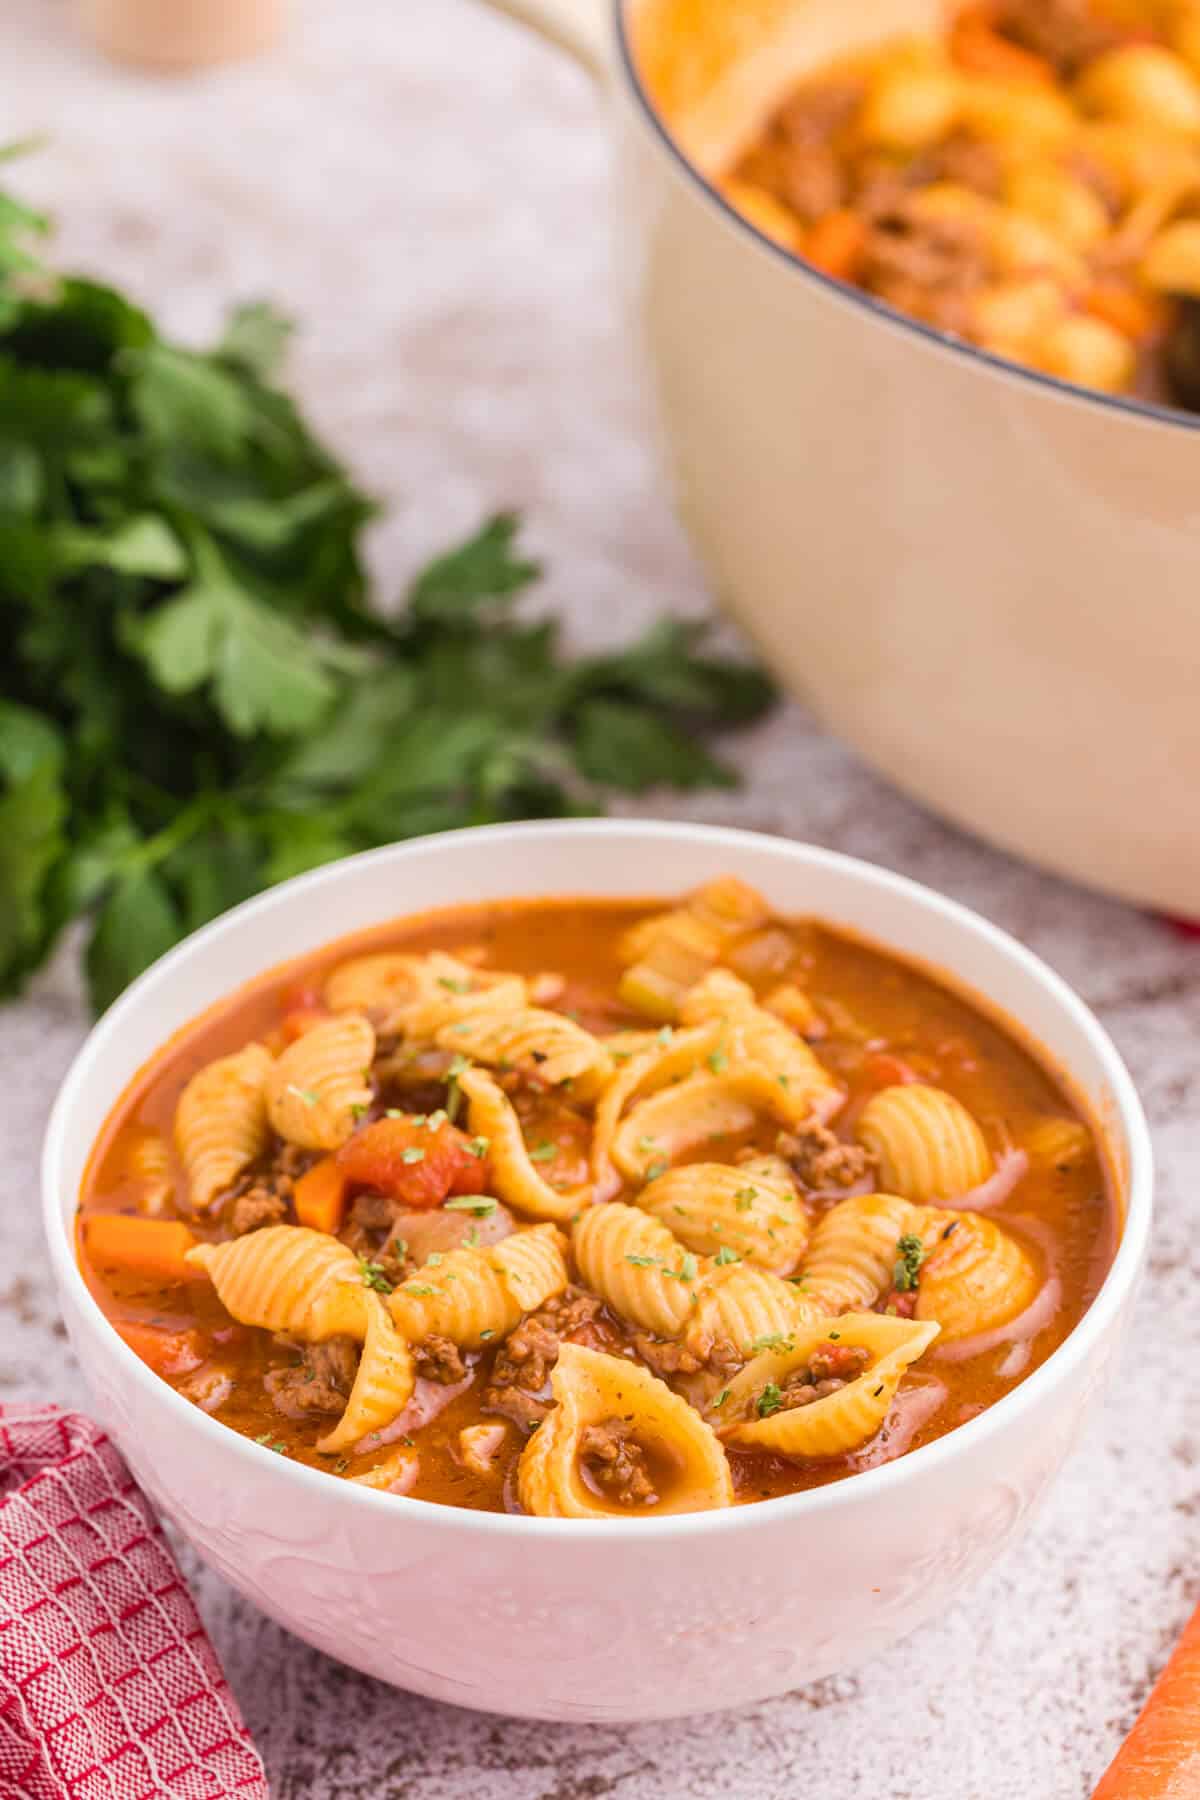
[336,1114,487,1208]
[860,1051,920,1090]
[279,979,324,1014]
[281,1006,330,1043]
[878,1290,917,1320]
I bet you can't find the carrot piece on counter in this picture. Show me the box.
[113,1319,208,1378]
[83,1214,200,1283]
[1092,1600,1200,1797]
[950,10,1055,83]
[805,210,869,283]
[293,1154,350,1234]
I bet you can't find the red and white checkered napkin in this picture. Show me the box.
[0,1405,267,1800]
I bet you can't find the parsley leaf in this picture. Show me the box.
[0,160,773,1013]
[358,1258,394,1295]
[443,1196,497,1217]
[893,1233,927,1294]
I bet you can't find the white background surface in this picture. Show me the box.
[2,3,1198,1794]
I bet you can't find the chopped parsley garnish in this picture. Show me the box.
[480,1328,495,1341]
[403,1283,436,1297]
[426,1252,443,1268]
[401,1146,426,1165]
[357,1258,394,1294]
[777,1074,790,1089]
[656,1026,674,1045]
[893,1233,926,1293]
[644,1159,668,1182]
[636,1135,658,1154]
[707,1047,729,1073]
[529,1141,558,1163]
[254,1434,289,1454]
[625,1253,661,1268]
[349,1102,369,1121]
[0,177,772,1021]
[438,976,471,994]
[756,1383,784,1418]
[399,1435,415,1448]
[467,1135,490,1159]
[425,1108,448,1130]
[712,1388,729,1409]
[734,1187,758,1210]
[751,1333,794,1354]
[712,1246,741,1266]
[828,1330,841,1340]
[286,1084,318,1107]
[333,1457,349,1475]
[675,1253,698,1282]
[444,1195,498,1217]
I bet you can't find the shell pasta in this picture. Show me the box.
[77,878,1114,1514]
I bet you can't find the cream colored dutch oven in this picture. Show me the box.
[482,0,1200,914]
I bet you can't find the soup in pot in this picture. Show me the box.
[77,879,1117,1517]
[721,0,1200,407]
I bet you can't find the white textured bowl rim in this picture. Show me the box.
[42,820,1153,1540]
[610,4,1200,436]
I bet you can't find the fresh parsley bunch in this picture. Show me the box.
[0,171,773,1013]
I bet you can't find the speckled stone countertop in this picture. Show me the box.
[2,3,1197,1795]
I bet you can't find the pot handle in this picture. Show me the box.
[478,0,610,74]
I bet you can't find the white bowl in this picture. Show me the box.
[42,821,1152,1722]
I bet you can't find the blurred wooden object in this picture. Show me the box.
[75,0,287,70]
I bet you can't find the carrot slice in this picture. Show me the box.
[1085,281,1168,344]
[293,1154,350,1234]
[113,1319,208,1378]
[83,1215,200,1284]
[805,210,869,284]
[1093,1600,1200,1796]
[950,10,1055,84]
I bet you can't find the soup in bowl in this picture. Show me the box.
[43,822,1151,1720]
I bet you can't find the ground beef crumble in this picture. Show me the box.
[221,1143,313,1235]
[777,1123,875,1191]
[415,1334,469,1385]
[264,1336,358,1418]
[634,1329,743,1383]
[766,1343,871,1415]
[631,1334,704,1380]
[859,200,987,336]
[991,0,1121,76]
[482,1287,606,1431]
[578,1418,658,1507]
